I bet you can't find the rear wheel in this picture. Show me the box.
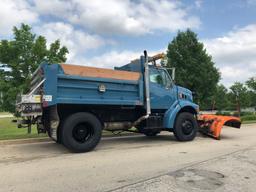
[61,112,102,153]
[173,112,198,141]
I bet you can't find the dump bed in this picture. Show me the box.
[33,63,144,107]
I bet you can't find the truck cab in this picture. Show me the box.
[17,51,199,153]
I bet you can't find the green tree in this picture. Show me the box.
[213,84,229,110]
[229,82,250,115]
[167,29,220,109]
[0,24,68,113]
[0,67,4,111]
[246,77,256,92]
[248,90,256,108]
[246,77,256,107]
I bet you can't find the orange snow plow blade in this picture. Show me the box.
[197,114,241,140]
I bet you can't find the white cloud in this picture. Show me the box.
[133,0,200,34]
[71,49,165,69]
[204,24,256,87]
[3,0,254,90]
[0,0,200,68]
[33,0,201,36]
[85,50,142,68]
[70,0,146,35]
[0,0,38,36]
[195,0,203,9]
[247,0,256,6]
[32,0,73,16]
[34,22,110,62]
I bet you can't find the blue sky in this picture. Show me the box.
[0,0,256,87]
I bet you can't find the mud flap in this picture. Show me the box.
[197,115,241,140]
[46,105,60,141]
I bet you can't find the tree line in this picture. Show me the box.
[167,29,256,112]
[213,79,256,112]
[0,24,255,113]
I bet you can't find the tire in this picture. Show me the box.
[56,121,64,144]
[143,130,160,137]
[173,112,198,141]
[61,112,102,153]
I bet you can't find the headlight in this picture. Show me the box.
[179,93,187,99]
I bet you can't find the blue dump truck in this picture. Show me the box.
[16,51,240,153]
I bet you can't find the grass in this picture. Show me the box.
[0,112,12,116]
[0,117,46,140]
[0,117,135,140]
[240,114,256,125]
[241,114,256,121]
[242,120,256,124]
[0,115,255,141]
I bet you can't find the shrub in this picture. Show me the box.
[241,115,256,121]
[240,111,255,116]
[216,111,232,116]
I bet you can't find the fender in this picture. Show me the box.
[163,100,199,129]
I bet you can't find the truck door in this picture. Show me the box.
[149,68,176,110]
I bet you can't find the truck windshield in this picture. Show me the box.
[149,69,172,88]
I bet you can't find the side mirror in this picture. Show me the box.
[160,57,168,66]
[166,67,175,81]
[171,68,175,81]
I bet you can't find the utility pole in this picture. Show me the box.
[236,93,241,117]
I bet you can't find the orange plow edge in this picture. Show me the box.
[197,114,241,140]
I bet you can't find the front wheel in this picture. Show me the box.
[61,112,102,153]
[173,112,198,141]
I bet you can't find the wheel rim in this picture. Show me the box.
[181,120,194,135]
[72,123,94,143]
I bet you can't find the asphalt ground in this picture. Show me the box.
[0,123,255,192]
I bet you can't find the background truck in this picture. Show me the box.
[16,51,240,153]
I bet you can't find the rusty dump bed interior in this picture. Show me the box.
[61,64,141,81]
